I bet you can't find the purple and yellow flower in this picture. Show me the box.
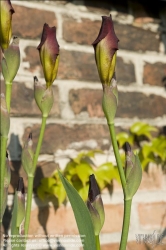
[37,23,60,87]
[92,15,119,85]
[0,0,15,50]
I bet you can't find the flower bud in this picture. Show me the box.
[37,23,60,87]
[92,15,119,85]
[0,0,15,50]
[34,76,54,117]
[21,133,34,176]
[11,177,25,236]
[1,36,20,83]
[87,174,105,235]
[0,93,10,137]
[102,75,118,124]
[124,142,142,199]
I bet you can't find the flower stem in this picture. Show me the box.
[108,123,126,190]
[24,116,47,236]
[5,82,12,113]
[119,199,132,250]
[33,116,47,171]
[95,235,100,250]
[24,176,34,237]
[0,136,8,224]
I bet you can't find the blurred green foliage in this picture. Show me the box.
[37,122,166,206]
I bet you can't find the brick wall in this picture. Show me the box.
[1,0,166,249]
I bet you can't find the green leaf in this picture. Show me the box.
[58,171,96,250]
[130,122,157,139]
[76,163,94,186]
[116,132,134,148]
[50,184,66,205]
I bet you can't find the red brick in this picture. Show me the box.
[23,123,111,154]
[138,202,166,228]
[63,16,101,45]
[116,57,136,85]
[139,165,165,190]
[143,62,166,86]
[84,0,128,15]
[12,5,56,39]
[69,88,166,119]
[114,23,160,52]
[58,50,99,81]
[29,205,78,236]
[101,204,123,233]
[23,46,42,77]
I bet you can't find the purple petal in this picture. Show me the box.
[92,15,119,51]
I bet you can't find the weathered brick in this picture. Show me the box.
[143,62,166,86]
[69,89,166,119]
[131,0,160,28]
[9,161,58,193]
[2,82,60,117]
[58,50,99,81]
[139,165,165,190]
[114,23,160,52]
[84,0,128,15]
[23,123,111,154]
[116,57,136,84]
[101,204,123,233]
[69,89,103,117]
[63,16,101,45]
[29,205,78,236]
[12,5,56,39]
[23,46,42,77]
[138,202,166,228]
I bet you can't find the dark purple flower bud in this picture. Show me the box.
[37,23,60,87]
[0,0,15,50]
[87,174,105,235]
[92,15,119,85]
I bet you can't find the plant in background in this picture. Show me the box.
[37,150,120,206]
[116,121,166,171]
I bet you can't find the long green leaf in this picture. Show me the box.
[58,171,96,250]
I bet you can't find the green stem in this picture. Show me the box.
[0,136,8,224]
[108,123,126,191]
[119,199,132,250]
[24,176,34,237]
[5,82,12,113]
[95,235,100,250]
[24,116,47,236]
[32,116,47,172]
